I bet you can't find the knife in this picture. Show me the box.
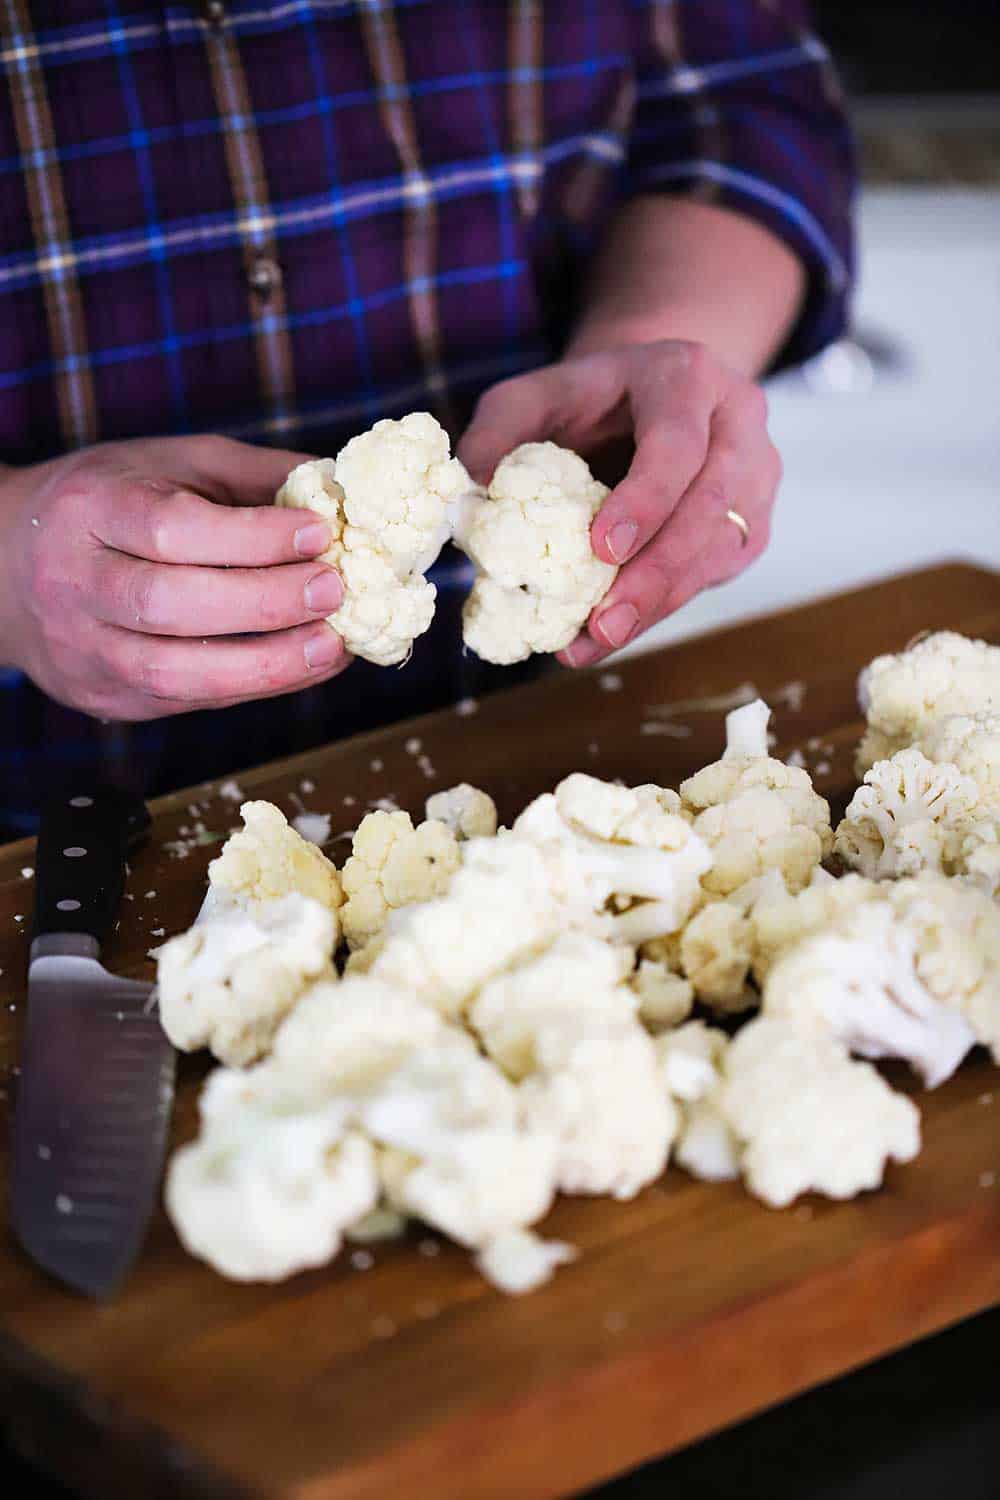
[10,783,176,1298]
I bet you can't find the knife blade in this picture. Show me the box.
[10,783,176,1298]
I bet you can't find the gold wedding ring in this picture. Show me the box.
[726,508,751,547]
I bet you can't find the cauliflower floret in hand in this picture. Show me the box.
[156,894,336,1067]
[340,809,461,950]
[457,442,617,663]
[856,631,1000,772]
[207,800,343,922]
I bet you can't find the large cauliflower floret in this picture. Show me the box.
[751,871,883,983]
[340,809,461,950]
[680,701,833,897]
[275,413,473,665]
[165,1069,378,1282]
[520,1018,678,1200]
[359,1032,558,1249]
[469,933,636,1080]
[271,974,443,1090]
[917,712,1000,808]
[834,749,982,881]
[513,778,712,944]
[718,1018,921,1208]
[457,442,617,664]
[887,873,1000,1064]
[425,783,498,840]
[856,631,1000,772]
[207,800,343,922]
[762,901,976,1088]
[156,894,336,1067]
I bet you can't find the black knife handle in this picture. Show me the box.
[32,783,150,951]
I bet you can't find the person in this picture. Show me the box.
[0,1,854,839]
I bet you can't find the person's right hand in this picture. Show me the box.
[0,434,350,720]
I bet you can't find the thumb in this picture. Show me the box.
[457,366,570,485]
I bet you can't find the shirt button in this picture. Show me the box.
[202,1,226,28]
[248,256,282,302]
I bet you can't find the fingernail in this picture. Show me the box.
[595,601,639,649]
[606,519,638,564]
[304,623,343,670]
[559,637,601,669]
[294,521,332,557]
[304,567,343,614]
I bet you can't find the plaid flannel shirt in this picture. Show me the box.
[0,0,855,837]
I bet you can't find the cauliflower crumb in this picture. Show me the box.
[475,1230,577,1295]
[291,811,333,847]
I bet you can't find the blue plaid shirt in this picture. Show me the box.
[0,1,854,837]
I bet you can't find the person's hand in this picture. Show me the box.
[0,435,349,719]
[458,341,780,666]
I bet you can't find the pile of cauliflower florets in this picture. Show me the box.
[155,630,1000,1296]
[274,411,617,666]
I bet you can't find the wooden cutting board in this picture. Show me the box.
[1,562,999,1500]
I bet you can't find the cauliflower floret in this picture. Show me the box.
[520,1019,678,1199]
[208,800,343,921]
[276,413,472,665]
[474,1230,577,1296]
[629,958,694,1032]
[425,783,498,840]
[271,973,443,1089]
[751,871,883,983]
[835,749,981,881]
[359,1033,558,1248]
[156,894,336,1066]
[917,712,1000,808]
[165,1069,377,1282]
[458,442,617,663]
[469,933,636,1080]
[340,809,461,950]
[680,701,832,897]
[887,873,1000,1064]
[718,1018,920,1208]
[679,901,756,1013]
[856,631,1000,772]
[656,1021,740,1183]
[555,774,685,846]
[655,1019,729,1102]
[762,901,976,1088]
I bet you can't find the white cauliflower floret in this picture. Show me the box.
[656,1021,740,1183]
[208,800,343,921]
[340,809,461,950]
[513,778,712,944]
[719,1018,921,1208]
[680,701,832,897]
[679,901,756,1013]
[457,442,617,663]
[917,712,1000,808]
[354,834,563,1017]
[469,933,636,1080]
[763,901,976,1088]
[751,871,883,983]
[887,873,1000,1064]
[655,1019,729,1103]
[520,1019,678,1199]
[835,749,981,881]
[856,631,1000,772]
[165,1069,377,1282]
[629,958,694,1032]
[359,1033,558,1248]
[474,1230,577,1296]
[271,973,443,1090]
[425,783,498,840]
[276,412,473,665]
[156,894,336,1066]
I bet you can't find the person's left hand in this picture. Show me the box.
[457,341,780,667]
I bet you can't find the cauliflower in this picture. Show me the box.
[718,1018,921,1208]
[208,800,343,921]
[629,958,694,1032]
[165,1068,377,1281]
[887,873,1000,1064]
[359,1033,558,1248]
[680,700,832,897]
[276,412,473,665]
[340,809,461,950]
[271,973,443,1090]
[469,933,636,1080]
[474,1230,577,1296]
[751,871,883,983]
[457,442,617,663]
[834,749,982,881]
[678,901,756,1013]
[656,1021,740,1183]
[917,712,1000,808]
[425,783,498,840]
[156,894,336,1066]
[856,631,1000,772]
[520,1019,678,1199]
[762,901,976,1088]
[513,776,712,943]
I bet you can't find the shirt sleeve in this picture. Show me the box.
[625,1,857,367]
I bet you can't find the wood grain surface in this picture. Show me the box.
[1,562,998,1500]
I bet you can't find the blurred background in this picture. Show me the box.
[623,0,1000,661]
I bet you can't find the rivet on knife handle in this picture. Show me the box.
[32,784,150,953]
